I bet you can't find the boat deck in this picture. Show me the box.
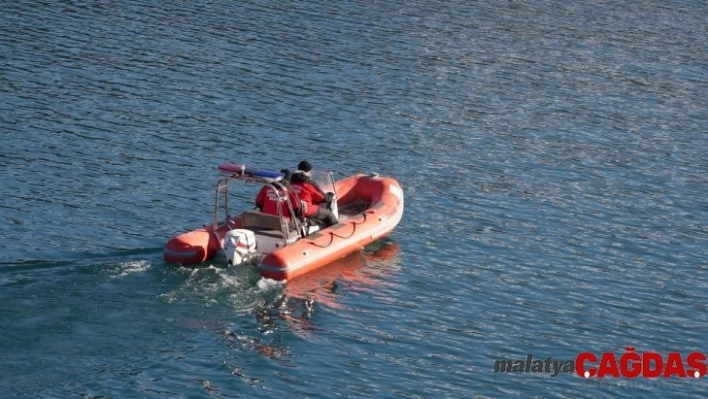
[337,199,370,222]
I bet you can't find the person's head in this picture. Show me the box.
[298,160,312,173]
[290,171,307,183]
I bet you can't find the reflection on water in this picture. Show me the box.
[220,240,403,364]
[284,239,401,307]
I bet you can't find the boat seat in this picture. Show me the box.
[242,209,303,233]
[242,210,285,231]
[241,211,302,252]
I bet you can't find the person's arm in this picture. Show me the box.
[308,183,326,204]
[307,177,327,198]
[288,189,302,217]
[255,187,265,211]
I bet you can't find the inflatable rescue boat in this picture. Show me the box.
[163,163,404,281]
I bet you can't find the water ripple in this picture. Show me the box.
[2,0,707,397]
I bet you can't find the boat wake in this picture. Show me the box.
[109,260,152,279]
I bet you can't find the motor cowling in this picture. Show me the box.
[224,229,256,266]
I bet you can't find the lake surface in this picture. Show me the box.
[1,0,707,397]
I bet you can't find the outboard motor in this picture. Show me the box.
[224,229,256,266]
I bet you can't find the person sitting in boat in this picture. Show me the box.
[290,160,338,227]
[255,169,301,220]
[295,160,327,195]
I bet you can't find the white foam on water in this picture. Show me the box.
[111,260,151,278]
[257,277,284,292]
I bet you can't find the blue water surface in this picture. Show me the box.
[1,1,707,397]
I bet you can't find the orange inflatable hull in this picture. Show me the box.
[164,174,404,281]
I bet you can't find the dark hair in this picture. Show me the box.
[290,171,307,183]
[279,169,292,183]
[298,160,312,172]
